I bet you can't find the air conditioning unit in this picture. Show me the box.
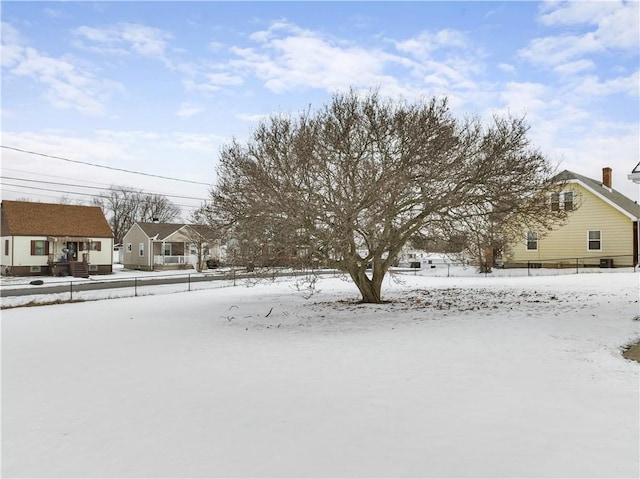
[599,258,614,268]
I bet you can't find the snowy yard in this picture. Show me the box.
[2,271,639,478]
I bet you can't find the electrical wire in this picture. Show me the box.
[1,145,212,186]
[1,182,202,209]
[1,176,209,201]
[1,167,126,188]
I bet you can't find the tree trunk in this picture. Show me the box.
[348,264,385,304]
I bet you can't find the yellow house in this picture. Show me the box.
[504,167,640,268]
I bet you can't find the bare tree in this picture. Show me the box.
[185,207,219,272]
[93,186,180,244]
[210,89,564,303]
[138,194,180,223]
[93,186,141,244]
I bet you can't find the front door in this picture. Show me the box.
[66,242,79,262]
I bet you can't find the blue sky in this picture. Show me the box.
[2,0,639,218]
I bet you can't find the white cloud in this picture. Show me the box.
[43,8,64,19]
[183,70,244,93]
[395,29,468,57]
[553,59,594,76]
[177,102,204,118]
[519,34,601,67]
[3,25,121,117]
[521,1,639,68]
[498,63,516,74]
[73,23,172,59]
[236,112,269,123]
[574,71,640,97]
[496,81,549,117]
[230,27,397,94]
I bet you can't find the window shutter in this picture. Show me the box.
[95,241,102,251]
[45,241,50,255]
[31,240,36,255]
[79,242,85,251]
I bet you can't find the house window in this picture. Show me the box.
[126,243,132,253]
[30,266,42,273]
[30,240,49,256]
[551,191,574,211]
[163,243,172,256]
[79,241,101,251]
[139,243,144,257]
[526,231,538,251]
[588,230,601,251]
[563,192,573,211]
[4,239,8,256]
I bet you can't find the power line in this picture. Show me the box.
[1,145,212,186]
[1,188,78,202]
[2,167,117,188]
[1,182,201,209]
[1,176,209,201]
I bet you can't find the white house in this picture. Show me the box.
[1,200,114,277]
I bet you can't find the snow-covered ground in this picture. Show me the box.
[2,271,639,478]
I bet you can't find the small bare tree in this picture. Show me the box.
[138,194,180,223]
[210,89,564,303]
[93,186,180,244]
[93,186,141,244]
[185,207,220,272]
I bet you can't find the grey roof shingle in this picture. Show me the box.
[136,222,218,241]
[136,222,187,240]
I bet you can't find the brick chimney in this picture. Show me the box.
[602,167,612,188]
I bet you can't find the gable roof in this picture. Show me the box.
[133,222,219,241]
[187,224,218,240]
[136,222,188,241]
[554,170,640,219]
[1,200,113,237]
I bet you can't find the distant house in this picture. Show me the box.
[1,200,114,277]
[504,167,640,268]
[122,222,220,271]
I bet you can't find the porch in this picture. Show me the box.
[47,236,92,278]
[152,241,197,270]
[153,254,198,270]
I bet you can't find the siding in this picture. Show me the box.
[506,184,635,266]
[6,236,113,268]
[122,224,152,270]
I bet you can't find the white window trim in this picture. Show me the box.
[587,230,602,251]
[139,242,144,257]
[126,243,132,253]
[526,231,538,251]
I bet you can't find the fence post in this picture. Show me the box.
[70,281,73,301]
[188,274,191,292]
[134,277,138,297]
[527,261,530,276]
